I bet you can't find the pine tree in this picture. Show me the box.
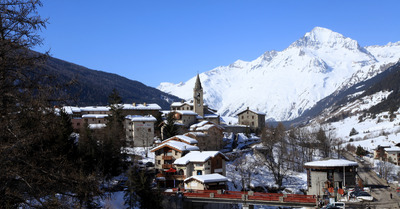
[162,112,178,140]
[99,89,127,180]
[124,168,163,209]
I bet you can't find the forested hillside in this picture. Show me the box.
[43,56,181,108]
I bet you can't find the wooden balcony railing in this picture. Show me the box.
[156,173,185,179]
[162,156,174,160]
[162,164,173,169]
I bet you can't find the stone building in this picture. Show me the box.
[186,121,225,151]
[237,107,266,131]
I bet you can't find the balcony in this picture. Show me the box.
[162,164,173,169]
[156,173,185,179]
[162,155,174,160]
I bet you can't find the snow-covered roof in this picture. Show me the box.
[385,147,400,152]
[88,124,106,129]
[174,151,227,165]
[150,140,199,152]
[80,106,110,112]
[304,159,358,168]
[184,173,228,183]
[122,103,161,110]
[125,115,156,122]
[204,114,219,119]
[190,121,210,130]
[185,132,207,137]
[82,114,108,119]
[171,102,193,107]
[196,124,218,131]
[62,106,81,114]
[63,103,161,114]
[164,135,198,145]
[176,110,198,116]
[236,108,266,116]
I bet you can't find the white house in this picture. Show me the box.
[125,115,156,147]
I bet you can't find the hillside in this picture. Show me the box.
[43,56,181,109]
[158,27,400,121]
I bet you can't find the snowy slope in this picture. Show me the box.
[158,27,400,121]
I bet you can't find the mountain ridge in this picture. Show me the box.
[43,55,181,109]
[158,27,400,122]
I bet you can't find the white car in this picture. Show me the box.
[352,191,373,201]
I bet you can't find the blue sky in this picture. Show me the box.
[35,0,400,87]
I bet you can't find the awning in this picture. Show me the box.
[166,168,176,173]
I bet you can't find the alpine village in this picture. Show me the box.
[2,1,400,209]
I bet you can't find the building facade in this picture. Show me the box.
[124,115,156,147]
[237,107,266,131]
[304,159,358,198]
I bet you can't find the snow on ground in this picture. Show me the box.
[226,151,307,194]
[123,147,155,163]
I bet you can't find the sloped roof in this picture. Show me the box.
[150,140,199,152]
[184,173,228,183]
[304,159,358,168]
[82,114,108,119]
[163,135,198,145]
[173,151,225,165]
[125,115,156,122]
[385,147,400,152]
[176,110,198,116]
[185,132,207,137]
[236,108,266,116]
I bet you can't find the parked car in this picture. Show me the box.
[351,191,373,201]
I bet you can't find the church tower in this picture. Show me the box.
[193,74,204,117]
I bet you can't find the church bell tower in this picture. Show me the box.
[193,74,204,117]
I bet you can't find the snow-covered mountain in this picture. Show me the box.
[158,27,400,121]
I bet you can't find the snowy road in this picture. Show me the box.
[343,152,400,209]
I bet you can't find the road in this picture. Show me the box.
[343,152,400,209]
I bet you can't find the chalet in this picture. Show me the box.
[151,136,199,187]
[124,115,156,147]
[173,151,228,177]
[186,121,224,151]
[184,173,228,190]
[384,146,400,165]
[304,159,358,199]
[373,144,391,160]
[237,107,266,131]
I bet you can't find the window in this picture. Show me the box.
[252,116,254,119]
[241,116,243,119]
[158,160,161,165]
[77,123,80,126]
[252,122,254,126]
[148,128,151,132]
[197,170,202,175]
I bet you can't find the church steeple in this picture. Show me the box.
[193,74,204,117]
[194,73,202,91]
